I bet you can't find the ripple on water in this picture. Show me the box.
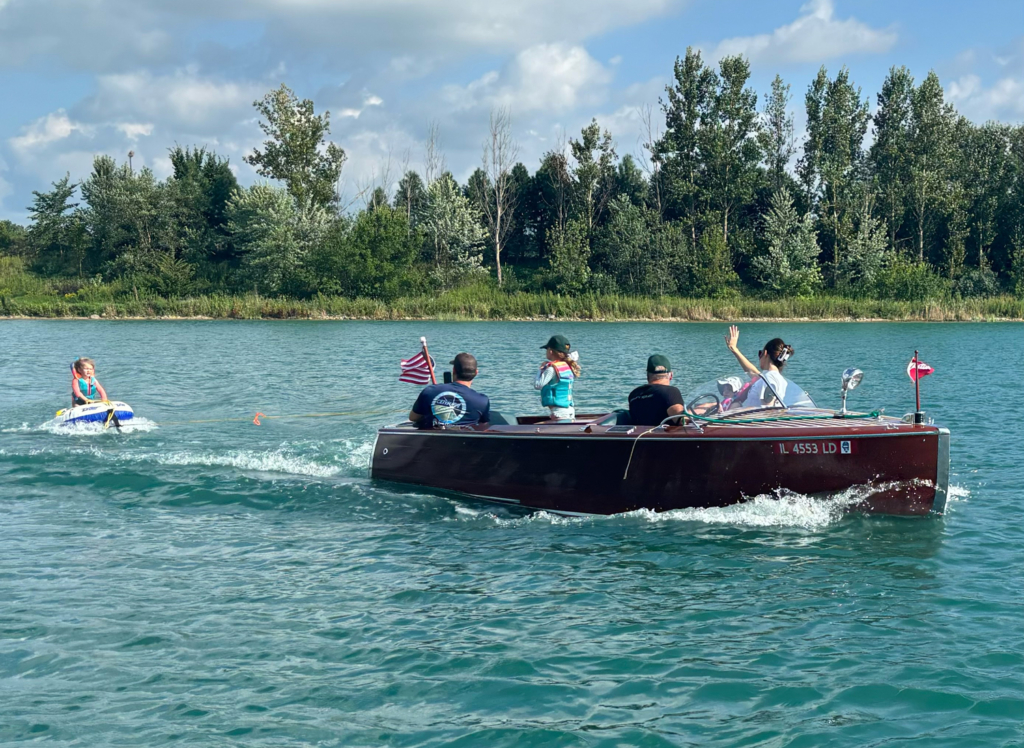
[0,320,1021,748]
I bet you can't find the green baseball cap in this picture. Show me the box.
[541,335,571,352]
[647,354,672,374]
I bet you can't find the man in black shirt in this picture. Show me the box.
[627,355,685,426]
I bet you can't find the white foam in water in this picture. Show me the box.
[122,449,342,478]
[465,482,914,530]
[37,416,159,435]
[1,423,32,433]
[338,438,374,471]
[634,481,934,529]
[948,484,969,502]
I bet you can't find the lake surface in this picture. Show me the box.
[1,320,1022,747]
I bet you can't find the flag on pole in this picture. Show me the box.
[399,351,435,384]
[907,358,935,382]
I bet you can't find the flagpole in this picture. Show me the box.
[420,337,437,385]
[914,350,920,413]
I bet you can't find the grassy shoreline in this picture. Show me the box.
[2,288,1022,321]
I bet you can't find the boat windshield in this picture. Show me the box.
[683,373,816,417]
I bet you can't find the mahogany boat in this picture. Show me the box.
[370,369,951,516]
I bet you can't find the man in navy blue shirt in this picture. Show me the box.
[409,352,491,429]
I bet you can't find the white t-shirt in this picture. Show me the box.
[742,370,788,408]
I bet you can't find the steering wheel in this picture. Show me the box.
[686,393,721,416]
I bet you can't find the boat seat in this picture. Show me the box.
[596,410,632,426]
[488,411,510,426]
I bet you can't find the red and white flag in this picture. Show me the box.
[907,358,935,382]
[399,351,435,384]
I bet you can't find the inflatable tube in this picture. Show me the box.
[54,401,135,427]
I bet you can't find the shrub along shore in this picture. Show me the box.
[2,284,1020,322]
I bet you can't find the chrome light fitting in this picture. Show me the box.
[840,368,864,415]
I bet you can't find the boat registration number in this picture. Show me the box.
[776,440,854,455]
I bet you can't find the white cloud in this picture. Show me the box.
[9,111,89,153]
[5,70,265,189]
[443,43,611,114]
[249,0,680,56]
[336,93,384,119]
[87,70,261,130]
[711,0,896,65]
[116,122,154,140]
[947,74,1024,122]
[0,0,683,72]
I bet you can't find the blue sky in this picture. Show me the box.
[1,0,1022,223]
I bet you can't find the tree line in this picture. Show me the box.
[2,49,1023,302]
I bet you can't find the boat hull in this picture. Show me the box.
[371,420,949,516]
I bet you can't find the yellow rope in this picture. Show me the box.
[157,409,400,426]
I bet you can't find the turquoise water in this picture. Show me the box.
[1,320,1022,747]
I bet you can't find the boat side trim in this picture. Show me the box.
[368,431,380,480]
[932,427,951,514]
[375,429,938,443]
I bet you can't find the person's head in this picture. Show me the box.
[646,354,673,384]
[716,376,743,398]
[758,338,794,371]
[450,352,478,383]
[73,358,96,378]
[541,334,581,377]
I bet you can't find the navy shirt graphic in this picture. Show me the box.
[412,383,490,428]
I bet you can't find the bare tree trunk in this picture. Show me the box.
[638,104,663,217]
[483,108,520,286]
[424,122,446,187]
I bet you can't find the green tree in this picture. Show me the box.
[599,195,654,293]
[0,220,28,256]
[569,119,617,236]
[907,71,955,263]
[837,198,889,293]
[959,122,1012,269]
[614,155,648,207]
[422,174,487,289]
[547,218,591,295]
[751,188,821,296]
[502,163,535,265]
[702,55,763,245]
[1008,227,1024,298]
[307,207,422,300]
[657,47,717,242]
[80,156,172,279]
[529,150,573,258]
[684,223,738,298]
[869,66,914,250]
[226,184,302,294]
[245,84,346,214]
[598,195,684,295]
[394,170,428,229]
[798,66,870,283]
[165,146,239,268]
[762,74,796,193]
[26,175,88,276]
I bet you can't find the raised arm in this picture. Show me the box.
[533,363,556,390]
[94,380,108,401]
[725,325,760,378]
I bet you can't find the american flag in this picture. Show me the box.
[399,351,435,385]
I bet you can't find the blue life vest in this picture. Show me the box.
[540,361,575,408]
[74,375,98,403]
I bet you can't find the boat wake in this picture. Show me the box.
[113,438,374,479]
[455,481,945,530]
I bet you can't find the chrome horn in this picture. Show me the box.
[840,368,864,415]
